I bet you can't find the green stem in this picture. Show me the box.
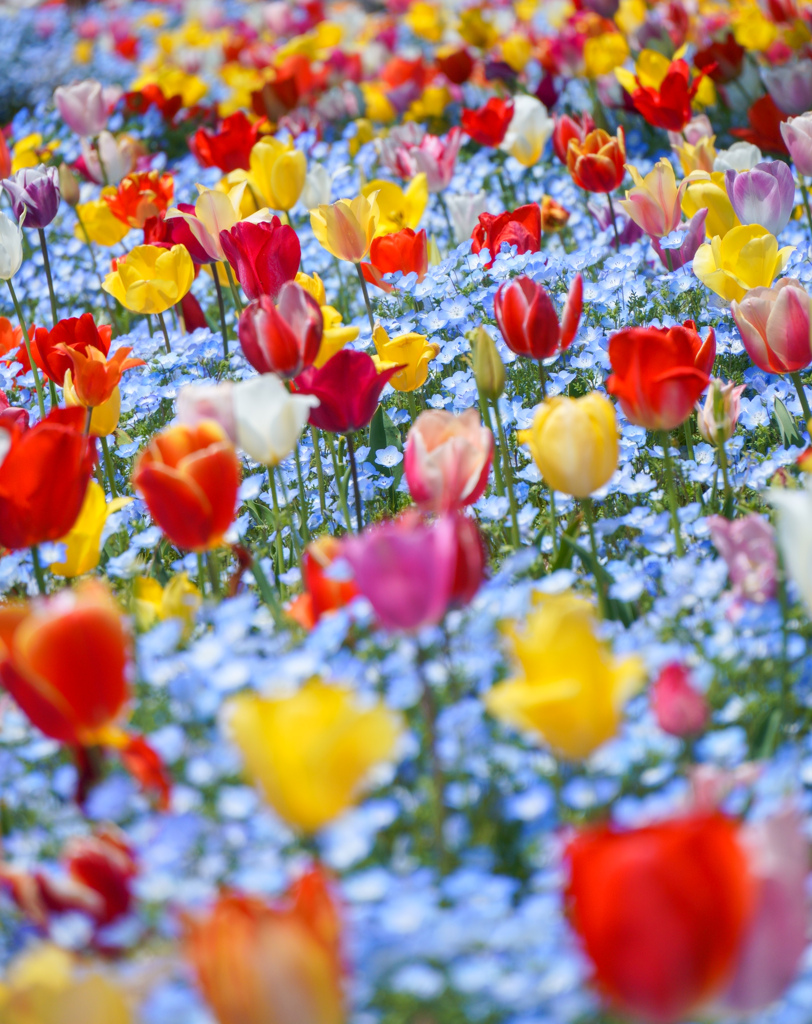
[478,387,503,495]
[37,228,59,327]
[100,436,119,499]
[717,438,733,518]
[294,443,310,543]
[417,654,448,875]
[211,262,229,358]
[346,431,363,530]
[6,279,45,419]
[249,550,285,626]
[583,497,608,619]
[800,177,812,244]
[355,261,375,331]
[30,545,46,595]
[436,191,456,247]
[48,380,58,410]
[196,552,207,595]
[492,398,520,548]
[790,371,812,423]
[683,419,695,462]
[224,262,244,312]
[407,389,418,423]
[310,425,327,515]
[660,432,684,557]
[548,488,558,558]
[327,433,352,533]
[268,466,286,579]
[605,192,621,252]
[156,312,172,354]
[207,548,222,598]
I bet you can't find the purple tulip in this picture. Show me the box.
[762,58,812,115]
[724,160,795,236]
[651,207,708,271]
[1,165,61,230]
[708,512,778,613]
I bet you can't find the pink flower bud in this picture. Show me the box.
[651,662,708,737]
[696,378,745,445]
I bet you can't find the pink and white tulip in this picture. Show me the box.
[404,408,493,513]
[731,278,812,375]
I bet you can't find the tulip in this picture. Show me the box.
[617,57,705,132]
[713,142,763,173]
[361,228,428,291]
[694,33,745,84]
[300,164,332,210]
[607,320,715,431]
[310,193,379,263]
[295,271,359,367]
[287,535,359,630]
[519,392,618,498]
[104,171,173,229]
[404,408,493,513]
[233,374,320,467]
[372,324,439,392]
[35,313,112,386]
[226,681,401,832]
[189,111,260,173]
[708,513,777,608]
[248,136,307,211]
[445,191,489,244]
[500,95,553,167]
[472,326,505,401]
[731,278,812,375]
[486,592,644,759]
[1,165,60,229]
[461,97,514,147]
[494,273,582,362]
[361,175,427,235]
[74,194,130,247]
[651,662,709,737]
[731,95,790,156]
[583,31,628,78]
[566,127,626,194]
[220,218,301,302]
[51,481,131,577]
[780,111,812,176]
[62,342,144,411]
[724,160,795,236]
[697,378,745,445]
[54,79,110,136]
[133,573,201,638]
[80,131,137,186]
[239,281,322,378]
[342,510,485,631]
[0,391,27,432]
[762,58,812,116]
[185,873,344,1024]
[379,126,463,193]
[551,112,595,165]
[565,813,754,1023]
[0,407,96,551]
[103,243,195,316]
[651,208,708,271]
[470,203,541,268]
[436,46,473,82]
[295,350,401,434]
[59,162,80,207]
[672,134,717,175]
[769,481,812,616]
[165,183,252,263]
[692,225,794,304]
[619,159,687,238]
[0,210,24,280]
[681,170,739,238]
[132,421,241,551]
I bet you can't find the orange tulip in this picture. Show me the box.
[61,344,144,408]
[132,421,241,551]
[185,868,344,1024]
[104,170,174,229]
[567,127,626,194]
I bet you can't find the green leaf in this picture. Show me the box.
[774,397,803,449]
[561,534,638,625]
[366,405,404,489]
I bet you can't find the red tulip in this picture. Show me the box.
[494,273,583,361]
[294,350,403,433]
[461,97,514,147]
[219,217,301,301]
[566,813,754,1024]
[144,205,212,264]
[552,112,595,165]
[626,59,705,133]
[567,127,626,193]
[189,111,261,173]
[287,534,359,630]
[35,312,113,387]
[238,281,323,378]
[470,204,541,268]
[436,47,474,85]
[0,407,96,551]
[607,320,715,431]
[0,390,28,432]
[361,228,428,292]
[731,95,790,155]
[694,33,745,84]
[132,421,241,551]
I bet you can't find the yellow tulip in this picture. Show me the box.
[615,0,647,35]
[458,7,498,50]
[75,192,130,247]
[130,65,207,107]
[0,944,131,1024]
[51,481,131,578]
[501,33,533,73]
[11,133,59,173]
[74,39,93,65]
[372,325,439,392]
[360,83,397,125]
[296,270,328,306]
[405,1,445,42]
[134,573,201,639]
[406,85,452,124]
[103,244,194,315]
[348,118,376,158]
[682,170,739,239]
[310,193,379,263]
[295,271,359,364]
[732,4,777,51]
[485,592,645,760]
[225,680,401,833]
[518,392,618,498]
[361,175,428,235]
[693,225,795,303]
[672,135,717,175]
[248,137,306,212]
[63,379,120,436]
[583,32,629,79]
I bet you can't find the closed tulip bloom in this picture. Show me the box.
[361,176,428,236]
[103,244,195,315]
[295,350,401,433]
[762,58,812,116]
[724,160,795,236]
[0,581,130,748]
[651,662,709,737]
[780,112,812,177]
[132,421,241,551]
[731,278,812,374]
[567,127,626,194]
[51,481,131,578]
[697,378,745,445]
[2,165,60,229]
[681,170,739,238]
[607,321,715,431]
[385,127,463,193]
[80,132,137,186]
[189,111,260,173]
[372,324,439,392]
[551,112,595,165]
[134,573,201,638]
[361,228,428,292]
[470,203,541,268]
[0,407,96,551]
[486,592,644,759]
[713,142,763,173]
[566,813,754,1023]
[494,273,582,361]
[248,136,307,211]
[288,535,359,630]
[0,210,23,280]
[446,191,489,244]
[472,326,505,401]
[708,513,778,607]
[620,159,687,237]
[518,393,618,497]
[226,681,401,832]
[405,408,493,513]
[500,94,553,167]
[693,225,794,303]
[221,218,301,301]
[232,374,320,467]
[461,97,514,148]
[54,79,110,136]
[185,875,344,1024]
[239,282,323,378]
[310,193,379,263]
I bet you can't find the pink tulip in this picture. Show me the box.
[720,807,809,1012]
[53,79,111,137]
[404,408,493,513]
[380,126,463,193]
[763,58,812,115]
[650,662,709,737]
[731,278,812,375]
[708,513,778,607]
[781,112,812,177]
[341,510,485,631]
[175,381,237,442]
[696,378,745,445]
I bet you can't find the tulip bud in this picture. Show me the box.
[58,162,81,207]
[651,662,709,737]
[697,378,745,446]
[472,326,505,400]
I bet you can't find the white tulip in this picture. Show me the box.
[446,191,490,244]
[80,131,137,185]
[301,165,332,211]
[713,142,763,173]
[500,95,554,168]
[769,482,812,613]
[0,210,24,281]
[233,374,320,467]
